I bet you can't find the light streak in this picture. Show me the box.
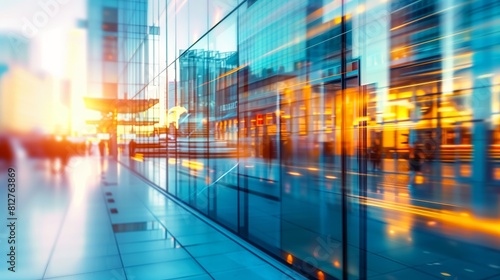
[359,196,500,236]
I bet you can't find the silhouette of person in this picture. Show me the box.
[370,138,382,172]
[408,142,424,188]
[59,136,72,171]
[282,138,293,166]
[45,136,58,173]
[129,140,137,157]
[0,136,14,166]
[99,140,106,157]
[262,135,273,177]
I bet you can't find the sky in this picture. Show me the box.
[0,0,86,76]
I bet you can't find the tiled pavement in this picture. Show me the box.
[0,156,305,280]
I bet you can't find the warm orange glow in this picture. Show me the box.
[286,254,293,264]
[217,63,248,80]
[359,196,500,236]
[182,160,204,171]
[288,172,301,176]
[333,260,340,268]
[307,22,332,39]
[415,175,424,184]
[317,271,325,280]
[132,153,144,162]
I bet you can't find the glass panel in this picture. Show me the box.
[209,0,239,29]
[204,11,239,231]
[112,0,500,279]
[189,0,208,46]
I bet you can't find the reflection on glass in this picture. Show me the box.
[114,0,500,279]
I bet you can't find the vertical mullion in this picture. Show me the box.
[340,1,348,279]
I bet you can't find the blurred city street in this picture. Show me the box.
[2,0,500,278]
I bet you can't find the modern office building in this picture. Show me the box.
[82,0,500,279]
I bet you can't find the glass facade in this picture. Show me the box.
[108,0,500,279]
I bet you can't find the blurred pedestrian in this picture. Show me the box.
[45,136,58,173]
[324,140,334,168]
[282,138,292,166]
[423,130,437,176]
[262,134,273,177]
[98,140,106,157]
[0,136,14,166]
[129,139,137,157]
[408,142,424,188]
[370,138,382,172]
[59,136,72,172]
[85,140,91,156]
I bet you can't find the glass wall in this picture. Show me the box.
[116,0,500,279]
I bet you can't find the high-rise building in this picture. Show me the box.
[86,0,161,157]
[388,0,442,146]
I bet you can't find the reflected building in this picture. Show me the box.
[458,0,500,185]
[87,0,121,99]
[178,49,238,139]
[85,0,500,279]
[387,0,500,185]
[214,51,238,142]
[388,0,442,154]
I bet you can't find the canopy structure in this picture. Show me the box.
[83,97,161,158]
[85,120,158,126]
[83,97,159,114]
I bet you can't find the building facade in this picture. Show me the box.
[88,0,500,279]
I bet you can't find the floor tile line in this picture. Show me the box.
[117,160,306,280]
[41,178,73,280]
[116,238,174,247]
[99,166,130,280]
[125,184,216,279]
[43,267,125,280]
[120,254,194,269]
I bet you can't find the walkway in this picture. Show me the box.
[0,156,304,280]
